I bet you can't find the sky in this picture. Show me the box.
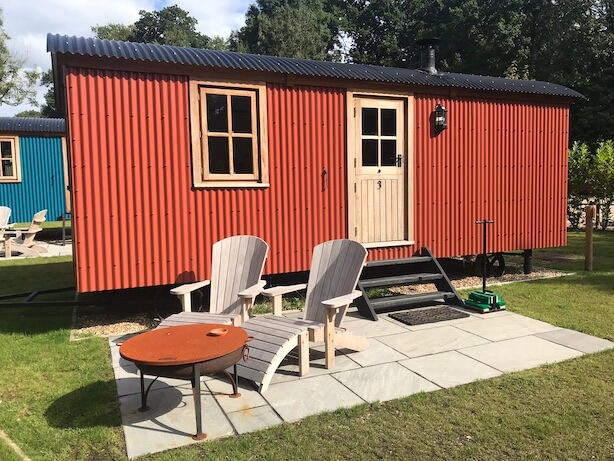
[0,0,252,116]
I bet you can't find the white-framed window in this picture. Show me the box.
[190,80,269,188]
[0,136,20,183]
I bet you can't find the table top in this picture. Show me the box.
[119,324,248,367]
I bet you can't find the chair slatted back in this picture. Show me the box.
[303,239,368,327]
[209,235,269,316]
[22,210,47,246]
[0,206,10,240]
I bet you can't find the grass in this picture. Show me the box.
[0,230,612,460]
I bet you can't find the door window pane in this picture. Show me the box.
[381,109,396,136]
[208,137,230,173]
[362,139,378,166]
[231,96,252,134]
[381,140,397,166]
[206,94,228,133]
[233,138,254,174]
[362,108,378,136]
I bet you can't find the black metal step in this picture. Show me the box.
[369,291,455,310]
[360,273,443,288]
[366,256,432,267]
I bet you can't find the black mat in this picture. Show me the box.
[389,307,470,326]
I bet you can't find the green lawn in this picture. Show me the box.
[0,230,612,460]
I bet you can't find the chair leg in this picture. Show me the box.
[298,332,309,376]
[324,310,336,369]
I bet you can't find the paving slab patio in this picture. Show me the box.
[109,306,614,458]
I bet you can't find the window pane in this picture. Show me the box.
[381,140,397,166]
[362,108,377,135]
[206,94,228,133]
[381,109,396,136]
[208,137,230,174]
[2,160,13,177]
[233,138,254,174]
[1,141,12,158]
[362,139,378,166]
[231,96,252,134]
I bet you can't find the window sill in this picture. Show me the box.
[194,182,270,189]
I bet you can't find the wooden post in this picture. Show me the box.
[585,205,595,271]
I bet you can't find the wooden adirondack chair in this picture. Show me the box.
[0,206,11,258]
[4,210,48,257]
[157,235,269,328]
[237,239,368,392]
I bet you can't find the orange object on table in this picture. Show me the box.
[120,324,247,366]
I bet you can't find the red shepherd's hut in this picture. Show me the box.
[47,34,582,295]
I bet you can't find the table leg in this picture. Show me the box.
[138,371,150,412]
[192,364,206,440]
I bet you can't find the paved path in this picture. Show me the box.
[109,307,613,459]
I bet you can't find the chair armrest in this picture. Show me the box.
[238,280,266,299]
[262,283,307,297]
[322,290,362,310]
[170,280,210,296]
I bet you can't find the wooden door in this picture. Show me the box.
[352,97,407,244]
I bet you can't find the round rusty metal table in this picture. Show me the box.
[120,324,248,440]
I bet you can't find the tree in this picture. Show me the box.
[0,8,38,106]
[233,0,340,60]
[39,69,61,118]
[593,140,614,229]
[15,109,41,117]
[91,23,135,41]
[567,142,593,228]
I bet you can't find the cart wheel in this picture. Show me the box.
[489,253,505,277]
[473,253,506,277]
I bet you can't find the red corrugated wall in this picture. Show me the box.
[66,68,569,292]
[66,69,346,292]
[370,94,568,261]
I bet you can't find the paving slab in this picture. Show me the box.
[269,347,361,384]
[265,374,365,422]
[226,404,283,435]
[343,316,410,337]
[378,325,490,358]
[346,338,409,367]
[206,377,269,413]
[399,351,502,388]
[459,335,583,372]
[333,362,440,402]
[455,313,559,341]
[119,386,234,459]
[535,328,614,353]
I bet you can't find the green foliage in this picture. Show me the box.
[15,109,41,117]
[567,142,593,228]
[39,69,61,118]
[233,0,340,60]
[594,140,614,229]
[0,8,39,107]
[91,22,135,41]
[339,0,614,144]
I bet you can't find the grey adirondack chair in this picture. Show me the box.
[157,235,269,328]
[237,239,368,392]
[0,206,11,257]
[3,209,48,257]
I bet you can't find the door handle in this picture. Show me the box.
[396,155,403,167]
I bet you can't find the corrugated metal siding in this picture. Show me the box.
[369,95,569,261]
[0,136,66,222]
[67,68,346,292]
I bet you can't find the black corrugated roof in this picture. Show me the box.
[0,117,65,134]
[47,33,584,100]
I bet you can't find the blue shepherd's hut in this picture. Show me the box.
[0,117,68,223]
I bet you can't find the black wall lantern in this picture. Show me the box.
[434,103,448,132]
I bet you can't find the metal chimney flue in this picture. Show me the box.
[415,38,440,74]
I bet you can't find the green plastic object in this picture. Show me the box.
[464,290,506,313]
